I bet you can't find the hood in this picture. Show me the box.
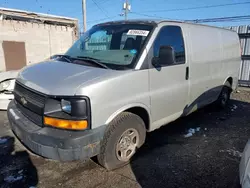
[17,61,115,95]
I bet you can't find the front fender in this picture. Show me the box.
[105,103,151,125]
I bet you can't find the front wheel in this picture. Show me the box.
[97,112,146,170]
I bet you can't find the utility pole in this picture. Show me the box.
[122,0,131,20]
[124,0,128,20]
[82,0,87,32]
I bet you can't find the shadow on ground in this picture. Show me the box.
[128,99,249,188]
[0,136,38,188]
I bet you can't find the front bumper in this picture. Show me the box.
[0,93,14,110]
[7,100,106,161]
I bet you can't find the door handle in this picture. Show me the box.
[186,67,189,80]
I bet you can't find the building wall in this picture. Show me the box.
[226,25,250,86]
[0,20,76,71]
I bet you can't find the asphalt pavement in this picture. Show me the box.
[1,89,250,188]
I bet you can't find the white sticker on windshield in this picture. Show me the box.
[127,30,149,36]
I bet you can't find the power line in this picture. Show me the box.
[130,12,183,21]
[91,0,110,18]
[88,0,114,10]
[86,15,120,23]
[138,1,250,13]
[187,15,250,23]
[96,0,113,4]
[131,12,250,24]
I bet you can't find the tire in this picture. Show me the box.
[97,112,146,170]
[216,82,231,108]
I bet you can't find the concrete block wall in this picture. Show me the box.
[0,20,75,71]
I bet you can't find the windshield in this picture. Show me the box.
[65,23,153,70]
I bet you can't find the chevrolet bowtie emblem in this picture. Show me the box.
[20,97,27,106]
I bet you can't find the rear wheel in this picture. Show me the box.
[216,82,231,108]
[97,112,146,170]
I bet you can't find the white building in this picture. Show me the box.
[0,7,79,71]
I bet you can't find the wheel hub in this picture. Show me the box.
[116,128,139,162]
[120,136,131,150]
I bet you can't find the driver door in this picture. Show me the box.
[149,25,189,129]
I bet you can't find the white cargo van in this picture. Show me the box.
[7,20,241,170]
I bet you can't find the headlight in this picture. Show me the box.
[61,99,71,114]
[0,79,15,92]
[44,97,90,130]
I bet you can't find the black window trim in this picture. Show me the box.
[153,25,186,67]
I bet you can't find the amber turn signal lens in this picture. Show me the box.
[44,117,88,130]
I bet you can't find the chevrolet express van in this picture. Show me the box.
[7,20,241,170]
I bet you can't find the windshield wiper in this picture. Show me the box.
[76,56,109,69]
[55,55,72,63]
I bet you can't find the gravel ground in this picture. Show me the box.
[1,88,250,188]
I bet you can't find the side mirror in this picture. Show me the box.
[152,46,175,67]
[152,57,160,67]
[159,45,175,65]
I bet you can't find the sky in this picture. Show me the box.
[0,0,250,31]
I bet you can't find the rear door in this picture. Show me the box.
[149,25,189,129]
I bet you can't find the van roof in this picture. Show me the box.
[95,19,236,32]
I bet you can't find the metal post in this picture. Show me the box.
[82,0,87,32]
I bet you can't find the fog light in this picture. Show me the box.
[44,117,88,130]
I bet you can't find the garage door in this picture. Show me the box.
[2,41,27,71]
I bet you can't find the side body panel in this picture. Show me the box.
[220,30,241,90]
[186,25,222,112]
[186,25,241,114]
